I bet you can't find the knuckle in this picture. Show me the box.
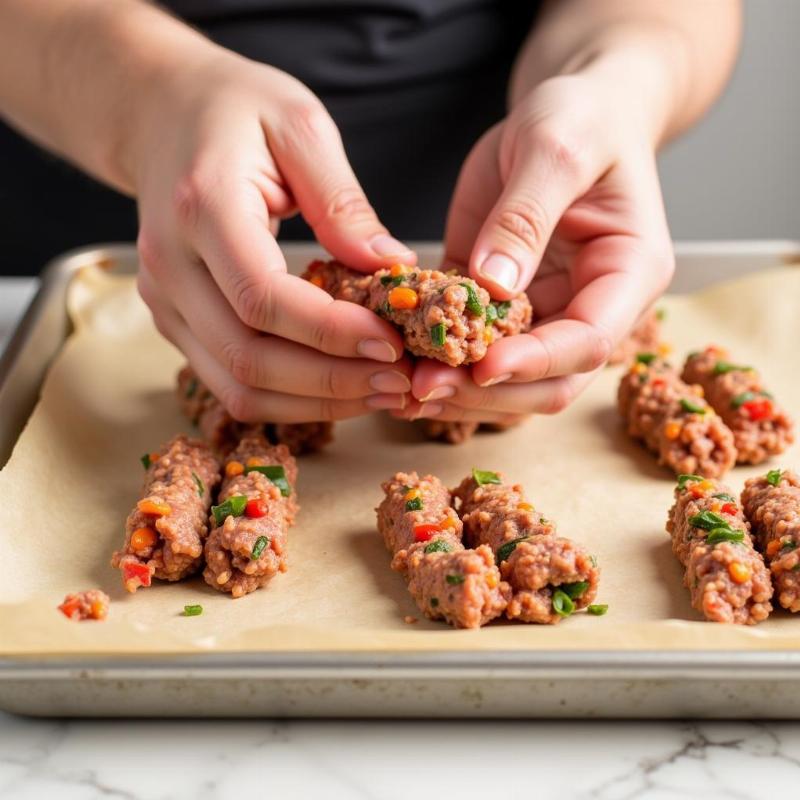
[220,384,256,423]
[220,338,256,387]
[136,229,169,278]
[322,186,374,226]
[232,276,273,329]
[172,169,217,229]
[284,97,335,147]
[529,124,586,176]
[494,197,549,254]
[309,306,343,354]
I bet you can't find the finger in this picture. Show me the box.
[267,99,416,270]
[468,124,599,299]
[139,268,413,399]
[175,171,405,361]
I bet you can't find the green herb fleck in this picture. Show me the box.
[251,535,269,560]
[211,495,248,526]
[424,539,454,554]
[183,604,203,617]
[430,597,439,607]
[680,398,706,414]
[192,471,205,498]
[635,352,657,365]
[561,581,590,599]
[587,604,608,616]
[712,493,736,503]
[677,474,704,490]
[485,304,499,325]
[689,511,730,531]
[430,323,446,347]
[496,536,530,564]
[185,378,198,399]
[713,361,753,375]
[767,469,784,487]
[245,464,291,497]
[494,301,511,320]
[446,574,465,585]
[552,589,575,618]
[140,453,152,470]
[780,539,797,553]
[405,496,423,512]
[472,468,501,487]
[380,273,405,287]
[706,527,745,545]
[460,283,484,316]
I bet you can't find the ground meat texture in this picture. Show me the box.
[376,471,462,554]
[489,295,533,340]
[742,470,800,611]
[111,435,221,592]
[177,366,334,457]
[203,435,298,598]
[682,347,794,465]
[419,420,480,444]
[501,536,599,624]
[608,308,661,366]
[401,542,510,629]
[618,359,737,478]
[58,589,110,621]
[302,259,373,305]
[666,476,772,624]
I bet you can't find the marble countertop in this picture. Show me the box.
[1,277,798,797]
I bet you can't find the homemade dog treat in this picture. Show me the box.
[454,469,599,624]
[57,589,110,622]
[742,469,800,612]
[204,433,298,598]
[666,474,772,624]
[618,355,737,478]
[419,418,523,445]
[111,435,221,592]
[377,471,510,628]
[682,346,794,464]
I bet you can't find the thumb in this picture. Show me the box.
[269,100,416,271]
[469,127,592,300]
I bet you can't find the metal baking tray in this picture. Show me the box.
[2,240,800,719]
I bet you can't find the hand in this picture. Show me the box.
[398,70,675,424]
[132,47,415,423]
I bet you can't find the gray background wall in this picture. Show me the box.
[659,0,800,240]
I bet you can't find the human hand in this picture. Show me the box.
[398,69,675,424]
[132,47,415,422]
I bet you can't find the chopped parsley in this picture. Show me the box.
[635,352,657,365]
[446,574,465,585]
[424,539,454,554]
[405,496,423,512]
[766,469,784,487]
[472,468,501,487]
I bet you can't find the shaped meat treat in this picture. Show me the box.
[667,474,772,624]
[302,259,533,366]
[741,469,800,611]
[204,434,298,598]
[377,472,510,628]
[608,307,662,366]
[617,354,737,478]
[58,589,110,621]
[454,469,599,624]
[419,418,524,445]
[111,435,221,592]
[682,347,794,464]
[177,366,334,456]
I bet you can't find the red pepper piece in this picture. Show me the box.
[122,562,152,590]
[413,523,442,542]
[245,498,269,518]
[58,598,81,620]
[742,398,773,422]
[651,378,666,389]
[721,502,738,516]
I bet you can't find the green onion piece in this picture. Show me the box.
[485,303,499,325]
[496,536,530,564]
[472,468,502,487]
[192,471,205,498]
[561,581,590,599]
[380,273,405,287]
[552,589,575,618]
[677,474,704,490]
[185,378,198,399]
[245,464,291,497]
[140,453,152,470]
[251,535,269,560]
[706,527,745,545]
[767,469,784,487]
[656,308,667,321]
[712,492,736,502]
[689,510,730,531]
[430,597,439,607]
[731,391,756,409]
[430,323,446,347]
[446,574,465,585]
[183,604,203,617]
[587,604,608,616]
[211,495,248,526]
[780,540,797,553]
[635,352,657,365]
[680,398,706,414]
[495,301,511,320]
[405,496,423,512]
[424,539,454,554]
[713,361,753,375]
[460,283,484,316]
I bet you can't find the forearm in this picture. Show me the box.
[0,0,218,193]
[511,0,742,145]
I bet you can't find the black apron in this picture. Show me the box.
[0,1,540,275]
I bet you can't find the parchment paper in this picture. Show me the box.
[2,264,800,657]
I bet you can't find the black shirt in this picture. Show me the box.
[0,1,540,274]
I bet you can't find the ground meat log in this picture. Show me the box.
[608,308,662,366]
[111,435,221,592]
[682,347,794,464]
[666,476,772,624]
[58,589,110,621]
[618,358,737,478]
[177,366,334,457]
[203,434,298,598]
[741,469,800,611]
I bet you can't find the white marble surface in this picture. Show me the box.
[1,277,798,797]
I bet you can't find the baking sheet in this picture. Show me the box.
[1,264,799,657]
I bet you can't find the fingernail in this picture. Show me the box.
[479,372,512,388]
[358,338,398,363]
[367,394,407,410]
[419,385,455,402]
[479,253,519,293]
[369,370,411,394]
[370,234,413,259]
[411,402,443,420]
